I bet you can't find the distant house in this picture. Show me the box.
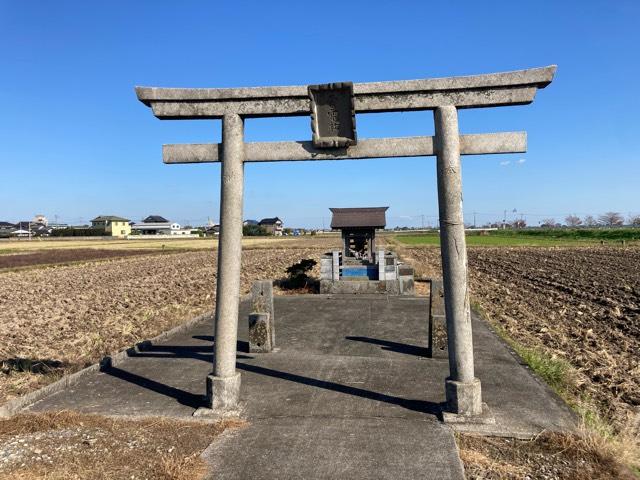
[91,215,131,238]
[12,229,31,238]
[48,223,70,230]
[131,215,192,236]
[243,220,259,226]
[203,224,220,236]
[259,217,284,236]
[0,221,16,238]
[12,221,52,237]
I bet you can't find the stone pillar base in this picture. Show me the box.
[445,377,482,415]
[206,372,241,411]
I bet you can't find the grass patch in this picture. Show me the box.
[394,227,640,247]
[511,345,572,395]
[472,300,575,396]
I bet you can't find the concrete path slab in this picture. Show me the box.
[203,417,464,480]
[27,294,576,479]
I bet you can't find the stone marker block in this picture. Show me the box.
[377,249,385,280]
[399,277,415,295]
[250,280,275,351]
[430,278,445,317]
[249,313,272,353]
[332,251,340,281]
[320,255,333,280]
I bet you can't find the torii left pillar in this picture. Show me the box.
[206,113,244,410]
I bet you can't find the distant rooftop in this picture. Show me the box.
[259,217,282,225]
[92,215,130,222]
[330,207,388,229]
[143,215,169,223]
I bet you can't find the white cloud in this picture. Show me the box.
[500,160,511,166]
[517,158,526,164]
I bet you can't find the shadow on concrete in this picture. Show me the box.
[345,336,429,357]
[121,342,442,417]
[100,365,206,409]
[236,362,443,417]
[126,343,253,361]
[192,335,250,353]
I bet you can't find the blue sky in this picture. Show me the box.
[1,1,638,228]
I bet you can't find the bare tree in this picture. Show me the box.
[565,215,582,227]
[598,211,624,227]
[584,215,598,227]
[629,215,640,227]
[540,218,556,228]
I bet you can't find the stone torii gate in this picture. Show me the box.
[135,65,555,418]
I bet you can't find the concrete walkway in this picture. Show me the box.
[27,295,575,479]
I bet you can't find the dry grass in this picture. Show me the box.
[0,411,244,479]
[458,430,638,480]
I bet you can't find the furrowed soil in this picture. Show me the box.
[399,245,640,430]
[0,244,332,403]
[397,245,640,476]
[0,248,167,270]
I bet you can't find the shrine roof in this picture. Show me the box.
[330,207,388,229]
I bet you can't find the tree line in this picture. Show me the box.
[485,212,640,229]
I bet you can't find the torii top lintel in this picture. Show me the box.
[135,66,556,120]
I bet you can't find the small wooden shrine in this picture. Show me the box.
[329,207,388,262]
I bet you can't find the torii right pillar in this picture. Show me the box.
[434,105,482,416]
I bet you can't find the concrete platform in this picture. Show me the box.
[26,295,575,479]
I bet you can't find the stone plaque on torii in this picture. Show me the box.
[135,65,556,419]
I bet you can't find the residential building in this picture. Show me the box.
[203,224,220,236]
[48,223,70,230]
[14,221,52,237]
[12,229,31,238]
[0,221,15,238]
[243,219,259,226]
[131,215,193,236]
[259,217,284,236]
[91,215,131,237]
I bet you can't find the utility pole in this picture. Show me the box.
[473,211,477,229]
[503,209,507,229]
[421,214,425,229]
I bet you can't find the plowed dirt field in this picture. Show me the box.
[400,246,640,430]
[0,248,162,270]
[0,247,327,403]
